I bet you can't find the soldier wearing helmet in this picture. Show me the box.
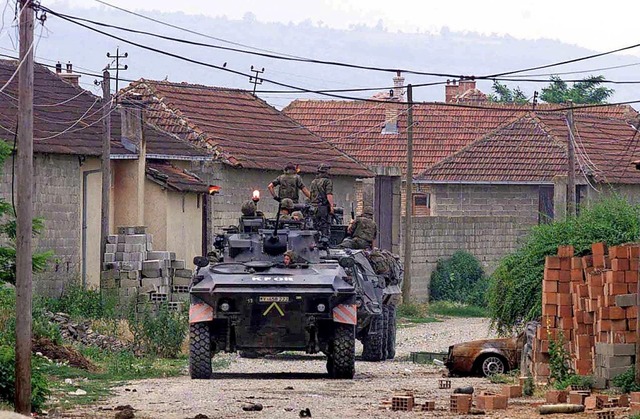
[309,163,334,238]
[341,205,377,249]
[241,200,257,216]
[279,198,294,221]
[268,162,311,204]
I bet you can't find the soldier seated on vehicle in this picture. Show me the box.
[239,200,264,233]
[292,211,304,221]
[282,250,308,268]
[278,198,294,221]
[340,206,377,250]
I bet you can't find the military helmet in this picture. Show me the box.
[284,162,296,172]
[241,200,257,216]
[317,163,331,173]
[363,206,374,216]
[291,211,303,220]
[281,198,294,210]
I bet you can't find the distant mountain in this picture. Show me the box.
[11,4,640,109]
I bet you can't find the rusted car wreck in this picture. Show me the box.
[444,335,525,377]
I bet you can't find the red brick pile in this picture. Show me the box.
[533,242,639,384]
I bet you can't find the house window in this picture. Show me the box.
[538,185,554,224]
[413,193,431,216]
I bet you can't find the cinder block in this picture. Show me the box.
[147,251,170,260]
[545,390,567,404]
[172,260,186,270]
[100,277,117,289]
[630,392,640,404]
[567,391,587,405]
[602,366,631,380]
[476,393,507,410]
[142,268,162,278]
[596,343,635,356]
[449,394,471,414]
[175,269,193,278]
[105,243,117,253]
[546,256,561,269]
[617,293,637,307]
[117,234,126,243]
[116,243,126,252]
[103,253,115,263]
[103,261,121,270]
[107,234,118,244]
[600,355,633,368]
[125,234,147,245]
[143,259,162,270]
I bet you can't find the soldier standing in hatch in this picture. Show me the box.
[268,162,311,204]
[278,198,294,221]
[309,163,334,238]
[341,206,377,249]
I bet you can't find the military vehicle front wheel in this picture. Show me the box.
[385,305,397,360]
[189,322,212,379]
[328,324,355,379]
[361,314,385,362]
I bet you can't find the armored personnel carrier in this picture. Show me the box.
[188,197,358,379]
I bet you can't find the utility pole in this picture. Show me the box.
[106,48,127,102]
[15,0,34,413]
[249,65,264,96]
[402,84,414,302]
[636,267,640,385]
[567,101,576,217]
[100,69,111,280]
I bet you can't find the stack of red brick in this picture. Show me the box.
[533,242,639,384]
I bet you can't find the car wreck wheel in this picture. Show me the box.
[481,355,506,377]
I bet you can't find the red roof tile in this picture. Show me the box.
[419,111,640,184]
[146,161,211,193]
[283,99,636,176]
[121,80,372,177]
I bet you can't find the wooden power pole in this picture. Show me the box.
[100,69,111,274]
[567,101,576,218]
[15,0,34,413]
[402,84,414,302]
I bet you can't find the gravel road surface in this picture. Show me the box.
[62,317,559,419]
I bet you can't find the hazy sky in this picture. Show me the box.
[53,0,640,56]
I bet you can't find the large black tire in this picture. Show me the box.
[328,323,355,379]
[361,314,385,361]
[385,305,397,360]
[189,322,212,379]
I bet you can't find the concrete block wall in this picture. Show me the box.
[0,154,81,296]
[431,184,540,224]
[403,215,533,301]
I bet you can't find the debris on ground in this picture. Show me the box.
[241,402,263,412]
[453,386,474,394]
[538,403,585,415]
[299,408,312,417]
[45,311,129,351]
[33,337,97,371]
[68,388,87,396]
[186,415,209,419]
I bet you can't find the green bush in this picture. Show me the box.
[612,366,640,393]
[128,301,188,358]
[489,197,640,334]
[0,346,50,412]
[554,374,594,390]
[430,251,488,306]
[0,287,60,346]
[42,284,118,320]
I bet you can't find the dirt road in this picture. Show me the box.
[62,317,553,419]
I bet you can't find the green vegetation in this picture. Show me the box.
[127,300,188,358]
[430,251,489,307]
[0,346,50,412]
[489,197,640,334]
[612,366,640,393]
[488,370,519,384]
[523,374,535,396]
[396,303,440,325]
[548,331,572,386]
[427,301,490,318]
[43,285,118,320]
[488,81,529,104]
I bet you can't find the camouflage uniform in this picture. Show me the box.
[241,200,257,216]
[309,165,333,237]
[341,206,377,249]
[279,198,294,221]
[271,171,306,203]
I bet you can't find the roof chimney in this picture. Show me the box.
[58,61,81,87]
[392,71,405,102]
[458,79,476,95]
[445,79,459,103]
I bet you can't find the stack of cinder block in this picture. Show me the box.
[100,226,193,311]
[532,242,639,387]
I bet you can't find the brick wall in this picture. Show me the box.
[403,215,533,301]
[196,162,361,237]
[0,154,82,296]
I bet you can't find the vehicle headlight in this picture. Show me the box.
[317,303,326,312]
[355,299,362,308]
[220,302,230,312]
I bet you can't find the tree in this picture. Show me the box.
[540,75,614,104]
[487,81,529,104]
[0,140,52,284]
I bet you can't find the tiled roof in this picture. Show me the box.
[419,111,640,184]
[0,59,105,155]
[283,99,636,176]
[121,80,372,177]
[146,160,211,193]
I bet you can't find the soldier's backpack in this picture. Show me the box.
[367,249,403,286]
